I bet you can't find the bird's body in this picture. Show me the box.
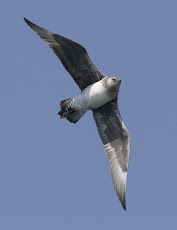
[59,77,121,123]
[24,18,131,210]
[68,77,120,111]
[74,79,111,111]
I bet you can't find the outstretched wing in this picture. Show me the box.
[24,18,105,90]
[93,100,130,210]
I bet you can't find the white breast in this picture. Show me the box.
[73,80,111,111]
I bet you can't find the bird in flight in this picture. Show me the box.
[24,18,131,210]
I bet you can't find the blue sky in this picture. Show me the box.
[1,0,177,229]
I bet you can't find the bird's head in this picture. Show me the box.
[103,77,121,99]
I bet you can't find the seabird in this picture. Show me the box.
[24,18,131,210]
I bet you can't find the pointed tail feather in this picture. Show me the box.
[58,97,85,123]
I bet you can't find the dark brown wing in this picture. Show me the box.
[93,100,130,210]
[24,18,105,90]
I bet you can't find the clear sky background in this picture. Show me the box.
[1,0,177,229]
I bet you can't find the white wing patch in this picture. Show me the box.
[93,101,130,210]
[104,138,129,210]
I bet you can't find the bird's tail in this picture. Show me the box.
[58,97,85,123]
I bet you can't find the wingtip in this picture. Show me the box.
[117,187,127,210]
[23,17,32,26]
[24,18,37,29]
[23,17,28,23]
[120,198,126,211]
[24,17,31,27]
[122,203,126,211]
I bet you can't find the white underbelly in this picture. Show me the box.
[73,81,111,111]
